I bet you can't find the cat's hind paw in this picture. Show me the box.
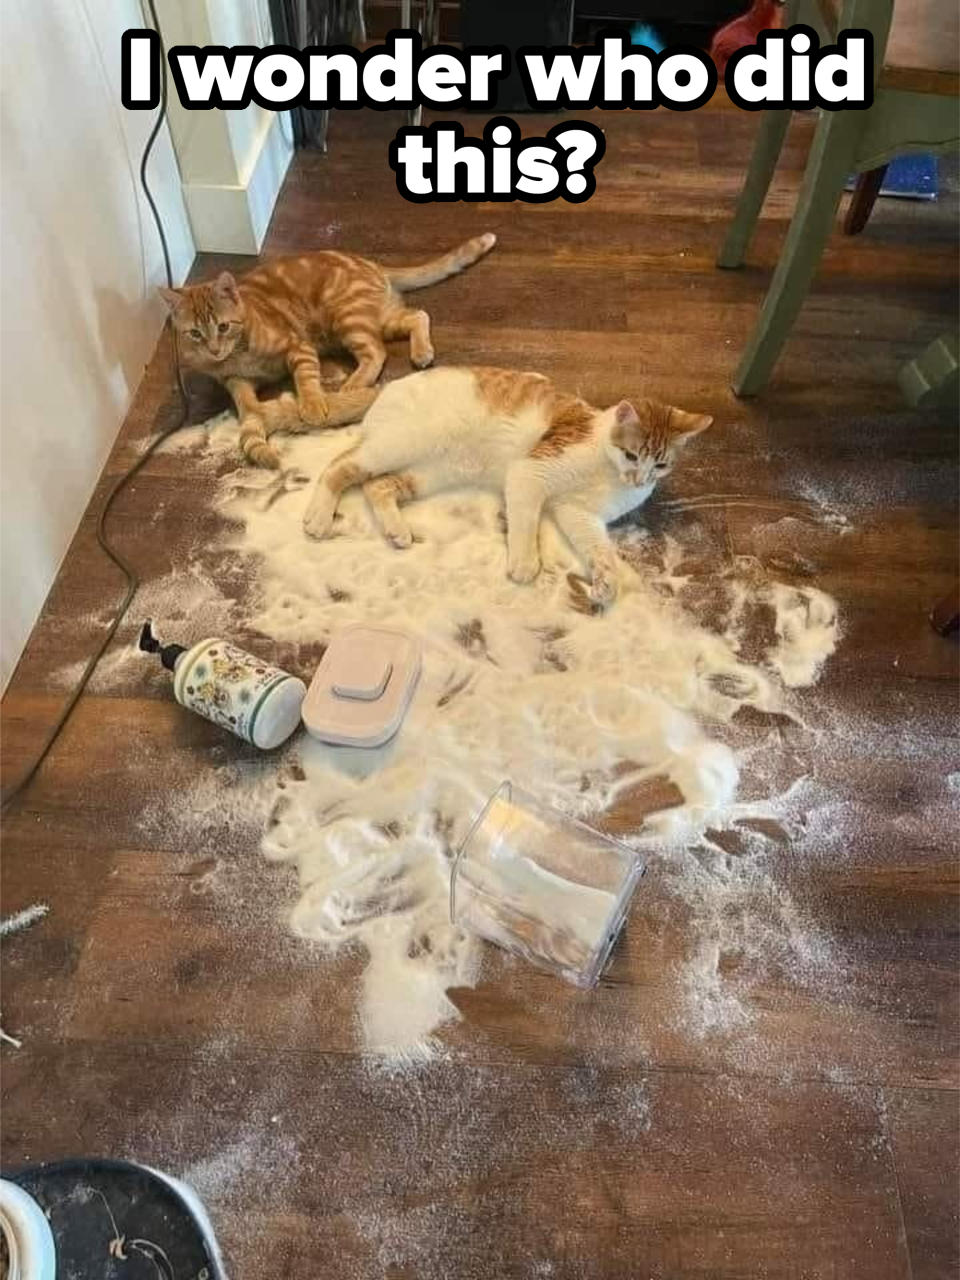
[241,437,282,469]
[303,493,337,540]
[250,443,282,469]
[239,414,282,468]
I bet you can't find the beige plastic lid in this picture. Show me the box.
[302,625,422,748]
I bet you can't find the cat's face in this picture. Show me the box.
[605,399,713,487]
[160,272,245,364]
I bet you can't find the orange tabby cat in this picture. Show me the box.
[161,233,496,468]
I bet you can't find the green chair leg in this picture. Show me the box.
[732,107,866,396]
[724,0,893,395]
[717,0,804,270]
[898,332,960,408]
[718,108,793,270]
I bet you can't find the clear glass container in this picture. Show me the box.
[450,782,644,988]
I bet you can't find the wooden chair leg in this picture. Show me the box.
[732,108,866,396]
[718,108,794,270]
[843,165,888,235]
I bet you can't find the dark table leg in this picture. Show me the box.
[930,587,960,636]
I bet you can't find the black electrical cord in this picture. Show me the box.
[1,0,188,812]
[139,0,174,291]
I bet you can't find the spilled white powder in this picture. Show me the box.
[663,808,839,1041]
[157,410,241,468]
[184,1130,298,1203]
[48,561,240,696]
[0,903,49,937]
[765,583,840,688]
[178,417,846,1063]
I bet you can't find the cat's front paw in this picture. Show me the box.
[590,564,619,609]
[508,552,541,585]
[411,345,435,370]
[297,391,330,427]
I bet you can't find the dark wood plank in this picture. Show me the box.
[2,1042,913,1280]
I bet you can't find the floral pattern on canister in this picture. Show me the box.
[173,638,295,745]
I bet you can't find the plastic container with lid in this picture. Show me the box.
[301,625,421,748]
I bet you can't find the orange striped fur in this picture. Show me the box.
[473,366,552,416]
[160,233,496,468]
[530,396,595,457]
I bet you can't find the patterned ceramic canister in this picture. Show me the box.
[172,638,306,750]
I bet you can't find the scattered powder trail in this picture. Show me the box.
[160,418,845,1064]
[157,410,242,469]
[48,561,241,696]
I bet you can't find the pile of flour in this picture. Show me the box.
[155,416,843,1064]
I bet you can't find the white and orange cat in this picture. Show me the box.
[303,366,712,608]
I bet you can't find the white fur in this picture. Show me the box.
[303,368,663,609]
[346,369,548,488]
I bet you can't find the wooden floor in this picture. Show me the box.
[2,102,958,1279]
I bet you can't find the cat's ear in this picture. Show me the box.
[158,286,182,311]
[670,408,713,438]
[214,271,240,304]
[614,400,640,429]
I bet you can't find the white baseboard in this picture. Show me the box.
[182,112,293,255]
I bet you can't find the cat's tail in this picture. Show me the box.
[240,387,379,468]
[323,385,381,427]
[385,232,496,292]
